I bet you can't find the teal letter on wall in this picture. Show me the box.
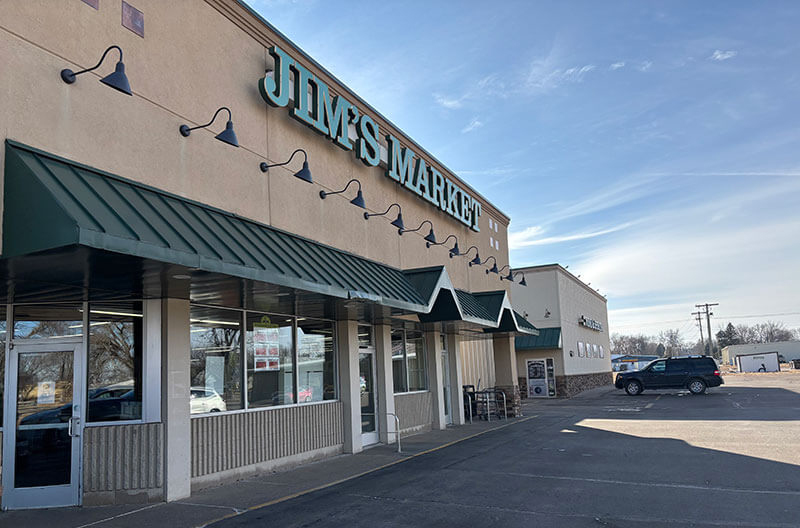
[313,82,355,150]
[471,200,482,231]
[357,115,380,167]
[386,135,416,185]
[291,62,317,127]
[259,46,293,108]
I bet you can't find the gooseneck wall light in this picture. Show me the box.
[320,179,366,209]
[60,45,132,96]
[471,255,499,274]
[503,271,528,286]
[364,203,404,230]
[179,107,239,147]
[399,220,436,245]
[462,246,482,266]
[260,148,312,183]
[427,234,461,258]
[498,265,513,281]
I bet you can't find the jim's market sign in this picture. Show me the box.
[579,315,603,332]
[259,46,482,232]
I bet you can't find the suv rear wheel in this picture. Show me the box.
[688,379,707,395]
[625,380,643,396]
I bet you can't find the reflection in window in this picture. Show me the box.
[297,319,336,403]
[0,307,5,425]
[88,303,143,422]
[190,306,242,414]
[13,304,83,340]
[391,329,407,393]
[406,330,427,391]
[246,313,293,408]
[358,325,373,349]
[392,326,427,393]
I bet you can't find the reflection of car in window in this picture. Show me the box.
[190,387,227,413]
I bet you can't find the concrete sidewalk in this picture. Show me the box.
[0,415,532,528]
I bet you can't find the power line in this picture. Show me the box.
[612,310,800,329]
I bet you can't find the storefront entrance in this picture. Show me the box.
[358,350,378,446]
[441,336,452,425]
[2,337,84,510]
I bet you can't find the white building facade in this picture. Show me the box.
[511,264,612,397]
[721,342,800,366]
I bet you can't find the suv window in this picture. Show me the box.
[666,359,688,373]
[690,358,715,370]
[649,361,666,373]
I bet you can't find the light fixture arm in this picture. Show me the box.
[462,246,479,258]
[182,107,232,135]
[61,45,123,83]
[428,234,457,247]
[399,219,432,236]
[364,202,401,219]
[479,255,497,267]
[497,264,511,274]
[320,178,361,200]
[260,148,308,173]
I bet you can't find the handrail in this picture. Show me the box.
[386,412,401,453]
[497,389,508,420]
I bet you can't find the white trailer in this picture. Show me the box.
[736,351,780,373]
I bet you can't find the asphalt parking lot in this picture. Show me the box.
[213,373,800,528]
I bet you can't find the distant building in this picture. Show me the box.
[721,342,800,365]
[611,354,660,372]
[511,264,612,398]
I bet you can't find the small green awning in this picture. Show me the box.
[516,327,561,350]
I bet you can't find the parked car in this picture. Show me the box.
[190,387,227,413]
[615,356,723,396]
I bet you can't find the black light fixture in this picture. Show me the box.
[260,148,312,183]
[320,179,365,209]
[179,107,239,147]
[60,45,132,96]
[502,270,527,286]
[498,265,513,281]
[427,234,461,258]
[463,246,482,266]
[474,255,499,274]
[364,203,404,230]
[399,219,436,245]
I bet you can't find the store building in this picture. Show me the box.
[510,264,612,398]
[721,342,800,366]
[0,0,537,510]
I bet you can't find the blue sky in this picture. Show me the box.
[249,0,800,340]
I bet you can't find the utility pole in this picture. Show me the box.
[695,303,719,357]
[692,311,705,352]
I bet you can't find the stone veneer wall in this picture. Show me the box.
[520,372,612,399]
[494,385,522,417]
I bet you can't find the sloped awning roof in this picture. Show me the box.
[1,140,539,335]
[516,327,561,350]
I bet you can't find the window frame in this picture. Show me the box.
[391,325,428,394]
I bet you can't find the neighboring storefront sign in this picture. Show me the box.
[579,315,603,331]
[526,360,548,398]
[259,45,482,231]
[254,319,280,371]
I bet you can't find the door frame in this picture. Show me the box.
[358,348,379,446]
[2,336,86,510]
[441,343,452,425]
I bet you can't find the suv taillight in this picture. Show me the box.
[713,370,720,376]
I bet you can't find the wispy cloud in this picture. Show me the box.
[508,223,632,249]
[461,117,484,133]
[433,94,464,109]
[610,61,626,70]
[527,63,596,92]
[710,49,737,61]
[638,60,653,72]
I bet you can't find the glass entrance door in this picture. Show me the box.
[2,338,84,510]
[441,336,452,425]
[358,351,378,446]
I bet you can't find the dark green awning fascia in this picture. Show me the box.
[516,327,561,350]
[3,140,428,312]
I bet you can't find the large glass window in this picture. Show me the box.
[190,306,242,414]
[406,330,427,391]
[297,318,336,403]
[392,326,428,393]
[87,303,143,422]
[246,313,293,407]
[13,304,83,340]
[0,306,5,426]
[391,329,407,393]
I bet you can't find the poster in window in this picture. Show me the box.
[254,323,280,371]
[37,381,56,404]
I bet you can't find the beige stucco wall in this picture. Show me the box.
[0,0,511,294]
[459,335,496,389]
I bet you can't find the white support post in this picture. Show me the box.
[337,319,362,454]
[447,333,466,425]
[375,323,397,444]
[425,328,446,430]
[161,298,191,502]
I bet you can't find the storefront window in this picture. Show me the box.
[0,306,6,426]
[406,330,427,391]
[87,303,143,422]
[13,304,83,340]
[297,318,336,403]
[190,306,242,414]
[245,313,293,407]
[358,325,373,348]
[391,329,407,393]
[392,326,427,393]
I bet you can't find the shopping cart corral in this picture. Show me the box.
[463,385,509,422]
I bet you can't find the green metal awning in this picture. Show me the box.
[3,141,429,311]
[516,327,561,350]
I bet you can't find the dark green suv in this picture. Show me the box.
[615,356,723,396]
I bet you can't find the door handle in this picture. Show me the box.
[68,416,81,437]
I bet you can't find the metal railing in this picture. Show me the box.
[386,412,401,453]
